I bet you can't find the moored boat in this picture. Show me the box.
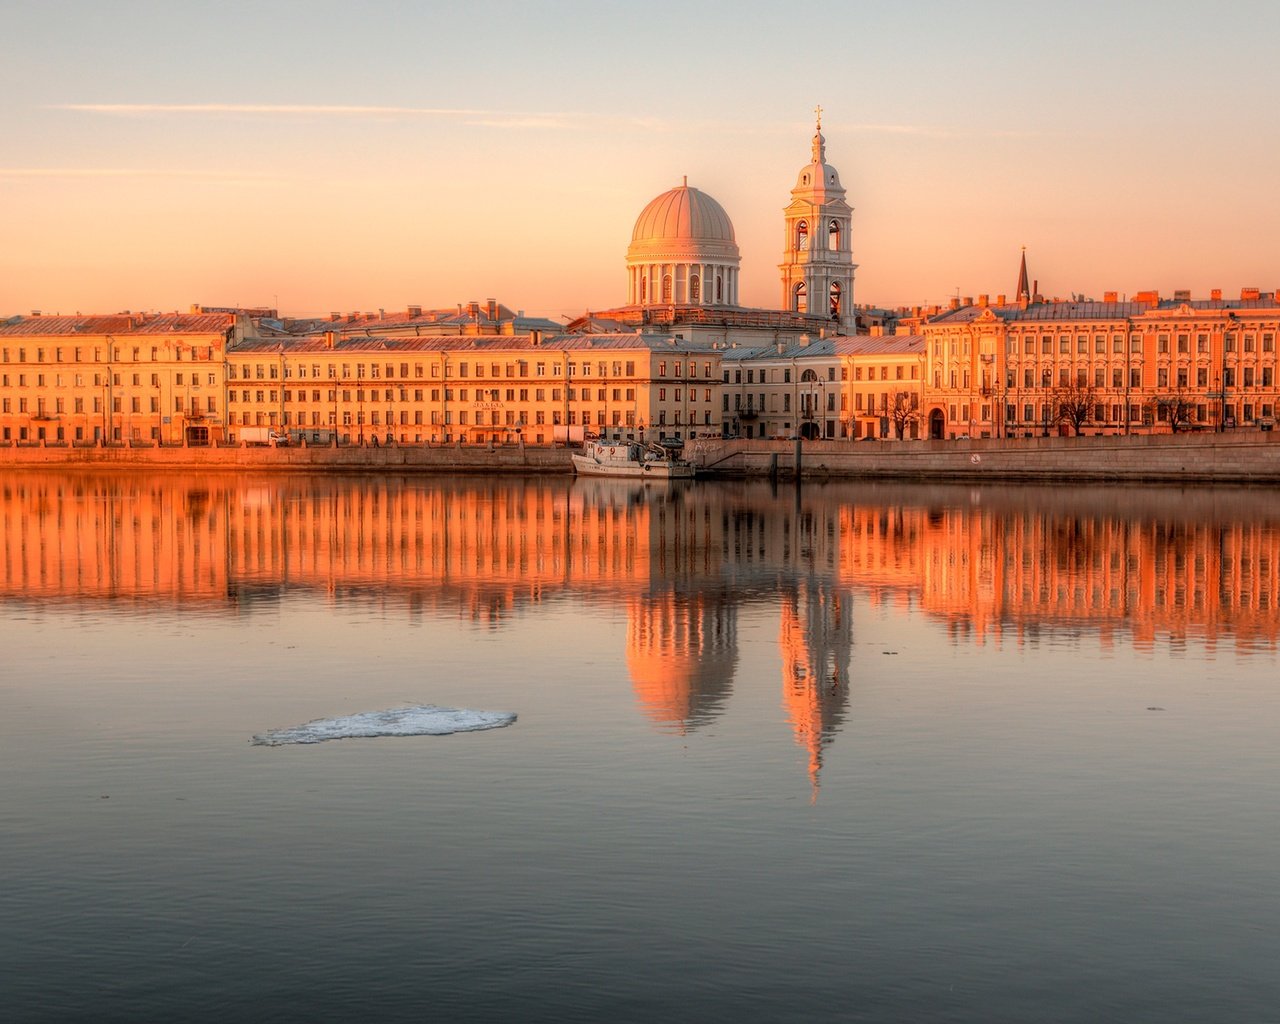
[570,440,695,479]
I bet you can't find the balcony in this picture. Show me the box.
[737,403,760,421]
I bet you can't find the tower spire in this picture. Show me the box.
[1016,246,1030,302]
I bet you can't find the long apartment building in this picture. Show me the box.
[912,287,1280,439]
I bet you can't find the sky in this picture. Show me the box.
[4,0,1280,320]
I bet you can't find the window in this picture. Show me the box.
[661,275,673,303]
[793,282,807,314]
[828,220,840,251]
[796,220,808,250]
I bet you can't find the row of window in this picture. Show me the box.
[1,346,213,363]
[224,359,708,381]
[0,396,213,414]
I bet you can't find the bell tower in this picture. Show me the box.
[779,107,856,325]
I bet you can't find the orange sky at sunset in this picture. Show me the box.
[5,1,1280,319]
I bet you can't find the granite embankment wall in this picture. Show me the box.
[5,433,1280,482]
[686,432,1280,483]
[0,442,575,474]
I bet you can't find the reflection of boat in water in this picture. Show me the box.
[571,440,696,479]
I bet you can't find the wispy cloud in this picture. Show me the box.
[0,167,281,183]
[49,103,1043,141]
[55,102,572,121]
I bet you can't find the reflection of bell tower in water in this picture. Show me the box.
[627,591,738,732]
[779,578,852,800]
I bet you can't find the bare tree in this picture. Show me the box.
[889,390,919,439]
[1147,389,1196,433]
[1052,378,1096,436]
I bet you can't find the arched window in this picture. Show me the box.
[801,369,819,382]
[829,281,842,317]
[796,221,809,251]
[828,220,840,251]
[690,274,700,303]
[793,282,807,313]
[662,274,673,304]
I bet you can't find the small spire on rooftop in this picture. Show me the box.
[1016,247,1031,302]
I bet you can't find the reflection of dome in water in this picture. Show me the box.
[627,593,737,730]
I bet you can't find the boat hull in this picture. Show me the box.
[571,442,695,479]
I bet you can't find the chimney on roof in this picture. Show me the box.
[996,294,1006,306]
[347,312,358,323]
[1211,289,1222,302]
[330,312,341,322]
[30,310,41,317]
[798,333,811,346]
[1174,289,1191,302]
[1242,287,1261,301]
[468,301,480,319]
[486,298,497,321]
[978,294,989,308]
[948,297,961,310]
[531,330,542,346]
[1104,291,1118,303]
[407,305,421,317]
[871,325,884,337]
[324,331,336,349]
[378,308,385,320]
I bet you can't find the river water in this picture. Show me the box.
[2,472,1278,1023]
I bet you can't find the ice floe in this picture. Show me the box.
[252,705,517,746]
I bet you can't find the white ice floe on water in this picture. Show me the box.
[252,705,517,746]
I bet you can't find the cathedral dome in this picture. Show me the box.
[626,179,742,307]
[627,181,740,262]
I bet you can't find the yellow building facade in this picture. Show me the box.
[0,312,243,445]
[912,289,1280,439]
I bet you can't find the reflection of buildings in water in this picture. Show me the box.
[0,474,229,605]
[838,497,1280,653]
[779,578,852,800]
[626,590,737,731]
[6,473,1280,654]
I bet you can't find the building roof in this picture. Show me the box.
[0,312,234,337]
[627,181,741,265]
[929,295,1280,325]
[228,332,712,357]
[716,333,924,363]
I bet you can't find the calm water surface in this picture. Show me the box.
[2,472,1278,1023]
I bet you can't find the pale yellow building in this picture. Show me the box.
[0,311,243,445]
